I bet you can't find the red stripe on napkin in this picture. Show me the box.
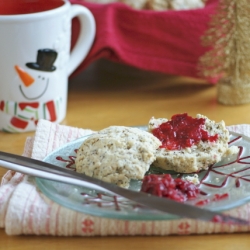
[70,0,217,81]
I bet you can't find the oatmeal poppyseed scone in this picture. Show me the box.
[75,126,161,188]
[148,114,239,173]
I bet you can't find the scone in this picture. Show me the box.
[121,0,148,9]
[168,0,205,10]
[146,0,170,10]
[75,126,161,188]
[148,113,238,173]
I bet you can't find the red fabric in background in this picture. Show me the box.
[70,0,217,81]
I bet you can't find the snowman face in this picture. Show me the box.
[19,73,49,100]
[14,65,51,101]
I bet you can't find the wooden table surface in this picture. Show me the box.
[1,59,250,249]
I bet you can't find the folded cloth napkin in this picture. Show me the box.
[70,0,217,81]
[0,119,250,236]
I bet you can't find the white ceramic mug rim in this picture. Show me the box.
[0,0,69,22]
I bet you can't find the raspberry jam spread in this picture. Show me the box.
[152,113,219,150]
[140,174,199,202]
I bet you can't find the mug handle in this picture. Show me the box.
[67,5,96,76]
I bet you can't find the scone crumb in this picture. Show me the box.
[183,174,200,185]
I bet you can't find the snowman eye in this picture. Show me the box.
[38,75,45,80]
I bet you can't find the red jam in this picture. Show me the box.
[213,193,229,201]
[195,193,229,206]
[140,174,199,202]
[152,113,219,150]
[195,199,210,206]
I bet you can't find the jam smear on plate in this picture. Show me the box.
[195,193,229,206]
[140,174,199,202]
[152,113,219,150]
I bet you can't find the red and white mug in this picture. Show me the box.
[0,0,95,132]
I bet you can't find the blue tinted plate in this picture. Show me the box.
[35,130,250,220]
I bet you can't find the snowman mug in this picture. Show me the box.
[0,0,95,132]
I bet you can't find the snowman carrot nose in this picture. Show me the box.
[15,65,35,87]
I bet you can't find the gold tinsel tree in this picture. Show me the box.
[199,0,250,105]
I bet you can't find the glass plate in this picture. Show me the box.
[35,129,250,221]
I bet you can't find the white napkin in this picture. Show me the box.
[0,120,250,236]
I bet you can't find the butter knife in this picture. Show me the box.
[0,151,248,225]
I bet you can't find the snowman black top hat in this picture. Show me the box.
[26,49,58,72]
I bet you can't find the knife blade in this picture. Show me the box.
[0,150,249,225]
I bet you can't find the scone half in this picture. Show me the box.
[148,114,238,173]
[75,126,161,188]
